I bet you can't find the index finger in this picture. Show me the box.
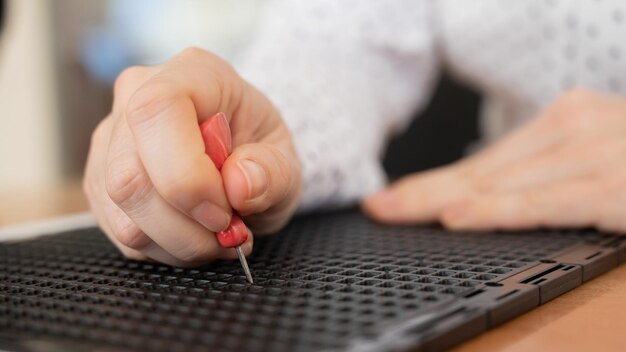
[440,179,600,231]
[124,48,240,231]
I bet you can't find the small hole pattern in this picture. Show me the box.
[0,209,607,352]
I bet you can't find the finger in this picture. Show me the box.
[99,198,214,266]
[112,66,160,114]
[362,116,565,225]
[140,225,253,263]
[222,141,301,234]
[97,124,207,266]
[470,132,626,203]
[87,171,149,262]
[596,171,626,234]
[362,167,474,224]
[105,115,233,265]
[105,218,251,266]
[98,66,179,263]
[462,103,570,178]
[440,178,600,231]
[102,199,152,262]
[100,187,193,266]
[124,49,239,232]
[83,118,150,262]
[362,98,576,226]
[478,138,610,192]
[466,89,617,178]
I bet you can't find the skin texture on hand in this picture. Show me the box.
[364,89,626,234]
[83,48,302,267]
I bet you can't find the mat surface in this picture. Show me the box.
[1,209,624,351]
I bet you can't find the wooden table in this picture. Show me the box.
[0,180,89,228]
[1,181,625,351]
[454,265,626,351]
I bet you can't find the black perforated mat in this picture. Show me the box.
[1,209,624,352]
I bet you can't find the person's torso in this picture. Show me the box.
[437,0,626,142]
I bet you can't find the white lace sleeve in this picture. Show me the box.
[237,0,439,212]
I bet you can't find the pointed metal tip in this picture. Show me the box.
[235,246,254,284]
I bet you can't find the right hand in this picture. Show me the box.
[83,48,302,267]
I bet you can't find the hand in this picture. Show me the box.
[84,48,301,266]
[363,89,626,234]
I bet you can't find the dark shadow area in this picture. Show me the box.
[0,0,5,33]
[382,72,482,179]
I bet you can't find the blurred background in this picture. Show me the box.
[0,0,479,226]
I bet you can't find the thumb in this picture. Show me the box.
[362,167,473,224]
[222,142,301,234]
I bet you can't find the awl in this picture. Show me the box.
[200,112,254,284]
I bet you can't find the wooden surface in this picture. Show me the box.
[454,264,626,351]
[0,180,89,227]
[1,181,625,351]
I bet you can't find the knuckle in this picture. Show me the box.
[235,145,300,216]
[155,156,205,204]
[176,47,237,80]
[559,88,593,104]
[114,66,147,98]
[125,81,179,129]
[173,247,202,264]
[546,92,595,129]
[554,88,603,117]
[268,146,295,200]
[457,165,490,193]
[176,47,231,70]
[171,238,217,264]
[178,46,212,61]
[105,161,152,209]
[120,249,146,262]
[113,222,149,250]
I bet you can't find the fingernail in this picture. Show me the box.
[191,202,231,232]
[238,159,268,200]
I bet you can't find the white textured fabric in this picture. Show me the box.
[237,0,626,211]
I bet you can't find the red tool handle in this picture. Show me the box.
[200,112,248,248]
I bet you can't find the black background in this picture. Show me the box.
[382,72,481,179]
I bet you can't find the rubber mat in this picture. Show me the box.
[0,209,624,352]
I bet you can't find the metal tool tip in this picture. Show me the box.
[235,246,254,284]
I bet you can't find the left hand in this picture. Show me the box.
[363,89,626,234]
